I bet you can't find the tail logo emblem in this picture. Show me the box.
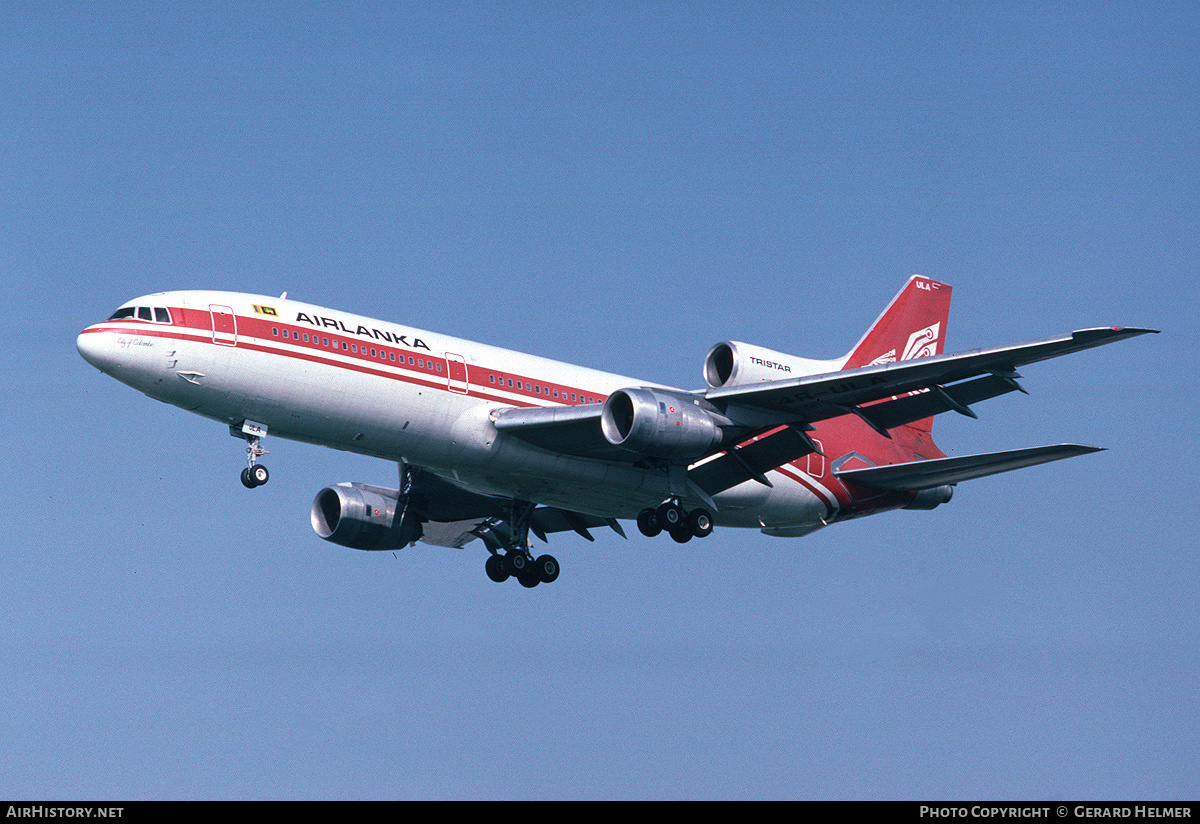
[902,323,941,360]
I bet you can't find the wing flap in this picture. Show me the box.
[689,425,818,495]
[834,443,1104,491]
[858,371,1026,431]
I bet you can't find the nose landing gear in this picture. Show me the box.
[233,420,270,488]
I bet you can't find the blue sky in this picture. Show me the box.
[3,1,1196,800]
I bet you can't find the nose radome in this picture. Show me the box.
[77,328,114,372]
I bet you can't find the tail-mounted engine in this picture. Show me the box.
[600,388,724,459]
[310,482,422,550]
[703,340,842,388]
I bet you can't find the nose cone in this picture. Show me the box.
[77,327,116,373]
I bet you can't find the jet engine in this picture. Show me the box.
[600,388,724,458]
[703,340,842,388]
[310,482,422,550]
[903,485,955,510]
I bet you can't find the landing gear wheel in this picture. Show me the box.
[485,554,510,583]
[241,464,269,488]
[517,571,541,588]
[506,551,529,576]
[669,526,693,544]
[687,508,713,538]
[637,508,662,537]
[534,554,559,583]
[656,501,685,530]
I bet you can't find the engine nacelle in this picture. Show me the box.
[703,340,842,388]
[310,483,421,550]
[903,485,954,510]
[600,388,724,458]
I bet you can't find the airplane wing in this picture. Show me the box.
[703,327,1156,426]
[492,327,1156,498]
[401,463,627,548]
[419,506,626,550]
[492,403,618,460]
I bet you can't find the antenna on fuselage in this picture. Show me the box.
[280,292,288,299]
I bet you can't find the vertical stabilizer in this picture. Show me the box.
[842,276,953,438]
[842,276,952,369]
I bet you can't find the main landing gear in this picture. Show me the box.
[481,500,561,588]
[485,550,560,588]
[234,420,270,488]
[636,499,714,544]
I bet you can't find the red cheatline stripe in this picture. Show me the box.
[83,318,606,409]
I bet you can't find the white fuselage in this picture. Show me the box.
[77,290,834,531]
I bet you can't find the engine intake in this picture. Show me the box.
[704,340,842,388]
[600,388,724,458]
[311,483,420,550]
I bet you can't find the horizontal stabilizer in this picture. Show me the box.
[834,443,1104,491]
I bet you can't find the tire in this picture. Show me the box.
[250,464,269,486]
[656,501,684,529]
[687,508,713,538]
[669,526,692,544]
[506,552,529,575]
[534,554,559,583]
[637,508,661,537]
[240,468,257,488]
[485,554,510,583]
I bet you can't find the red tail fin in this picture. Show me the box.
[842,276,952,369]
[843,276,952,440]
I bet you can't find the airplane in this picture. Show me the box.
[77,276,1155,587]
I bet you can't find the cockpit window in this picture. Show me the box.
[108,306,172,323]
